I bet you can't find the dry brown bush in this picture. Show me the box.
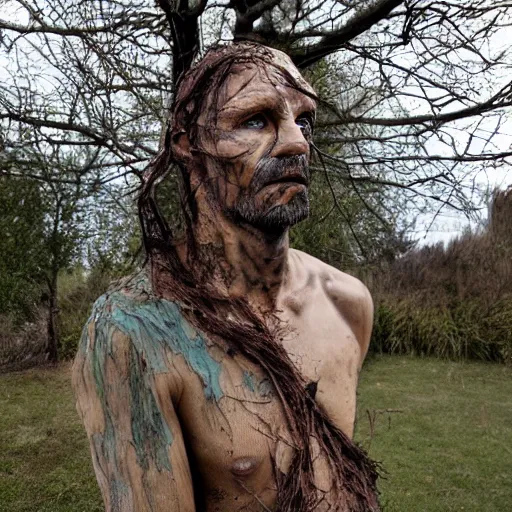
[368,187,512,364]
[0,309,48,371]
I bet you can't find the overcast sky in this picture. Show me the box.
[2,0,512,247]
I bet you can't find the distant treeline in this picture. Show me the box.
[2,182,511,369]
[366,188,512,365]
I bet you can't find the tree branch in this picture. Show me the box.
[291,0,405,68]
[157,0,207,83]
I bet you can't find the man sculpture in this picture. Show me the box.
[72,42,379,512]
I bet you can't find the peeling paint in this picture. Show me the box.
[91,419,132,508]
[78,270,224,476]
[129,344,173,471]
[242,370,256,393]
[110,477,130,510]
[84,272,224,398]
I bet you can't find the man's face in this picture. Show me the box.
[193,58,316,233]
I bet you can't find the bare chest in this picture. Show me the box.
[171,287,362,510]
[277,283,363,434]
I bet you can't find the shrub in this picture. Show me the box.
[368,187,512,365]
[371,284,512,364]
[0,309,47,368]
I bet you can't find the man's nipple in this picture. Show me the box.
[231,457,260,478]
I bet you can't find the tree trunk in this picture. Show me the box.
[46,271,59,363]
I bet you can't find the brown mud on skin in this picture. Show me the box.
[75,42,379,512]
[138,42,379,512]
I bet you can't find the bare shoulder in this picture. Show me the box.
[290,249,372,305]
[289,249,373,360]
[73,267,225,405]
[74,268,155,357]
[73,267,185,400]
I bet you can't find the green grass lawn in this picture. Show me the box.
[0,356,511,511]
[0,364,103,512]
[356,356,512,511]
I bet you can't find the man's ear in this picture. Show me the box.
[171,131,192,163]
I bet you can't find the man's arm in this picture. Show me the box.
[356,283,374,368]
[72,321,195,512]
[324,267,374,368]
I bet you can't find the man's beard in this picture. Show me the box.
[227,155,310,233]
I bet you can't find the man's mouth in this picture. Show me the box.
[264,174,308,187]
[253,155,310,193]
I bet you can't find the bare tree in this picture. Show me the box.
[1,0,511,227]
[1,1,171,186]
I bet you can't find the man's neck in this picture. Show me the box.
[179,204,290,312]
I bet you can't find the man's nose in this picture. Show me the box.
[271,118,309,158]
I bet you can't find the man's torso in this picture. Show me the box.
[80,249,371,511]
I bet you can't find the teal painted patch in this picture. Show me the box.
[242,370,256,393]
[101,291,223,402]
[110,477,130,510]
[92,427,132,508]
[77,270,224,475]
[129,344,173,471]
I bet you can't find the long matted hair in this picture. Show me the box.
[137,42,380,512]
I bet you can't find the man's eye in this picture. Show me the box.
[296,116,312,134]
[241,115,267,130]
